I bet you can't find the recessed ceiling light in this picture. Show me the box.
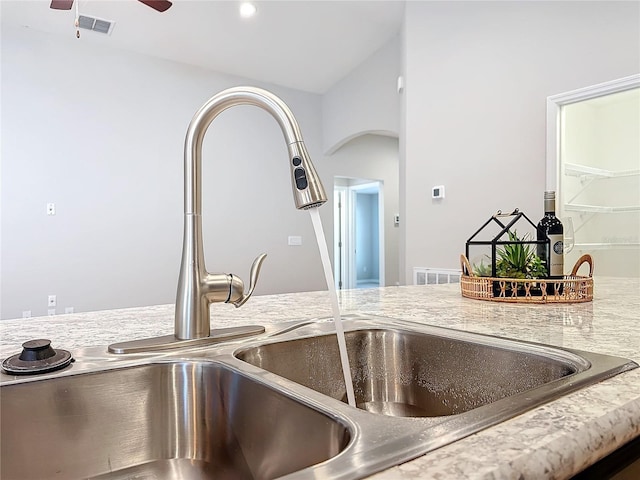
[239,2,257,18]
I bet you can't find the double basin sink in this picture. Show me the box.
[1,315,637,479]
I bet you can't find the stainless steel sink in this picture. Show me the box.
[236,325,581,417]
[1,315,637,480]
[0,361,350,480]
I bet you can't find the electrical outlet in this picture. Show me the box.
[65,306,75,314]
[22,310,32,318]
[48,309,56,316]
[48,295,57,307]
[47,203,56,215]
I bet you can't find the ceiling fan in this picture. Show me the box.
[50,0,173,13]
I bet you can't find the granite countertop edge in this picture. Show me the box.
[1,278,639,479]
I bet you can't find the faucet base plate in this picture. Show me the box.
[108,325,265,354]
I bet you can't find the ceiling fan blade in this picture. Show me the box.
[50,0,74,10]
[138,0,172,13]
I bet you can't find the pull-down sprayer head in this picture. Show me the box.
[287,140,327,210]
[183,86,327,217]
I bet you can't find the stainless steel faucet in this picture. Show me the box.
[109,87,327,354]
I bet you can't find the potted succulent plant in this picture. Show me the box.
[472,258,493,277]
[472,231,547,279]
[495,231,547,279]
[491,230,548,296]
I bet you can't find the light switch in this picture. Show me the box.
[288,235,302,246]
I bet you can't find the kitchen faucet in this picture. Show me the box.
[109,87,327,354]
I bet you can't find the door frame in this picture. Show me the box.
[334,179,385,289]
[334,186,349,289]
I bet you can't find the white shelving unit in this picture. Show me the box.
[563,164,640,251]
[564,163,640,179]
[573,242,640,250]
[565,204,640,214]
[564,163,640,216]
[551,80,639,277]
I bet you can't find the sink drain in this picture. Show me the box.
[2,339,73,375]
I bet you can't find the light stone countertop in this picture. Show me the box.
[1,277,639,479]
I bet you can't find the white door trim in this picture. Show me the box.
[334,179,385,289]
[333,187,348,289]
[546,74,640,190]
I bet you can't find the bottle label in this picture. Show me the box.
[548,233,564,276]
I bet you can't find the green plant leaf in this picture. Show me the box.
[495,230,547,279]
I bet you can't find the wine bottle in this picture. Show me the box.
[537,191,564,291]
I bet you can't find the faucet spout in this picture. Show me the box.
[175,87,327,340]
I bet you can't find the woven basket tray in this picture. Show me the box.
[460,254,594,304]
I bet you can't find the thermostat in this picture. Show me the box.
[432,185,445,199]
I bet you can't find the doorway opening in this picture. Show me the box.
[334,178,385,290]
[547,74,640,278]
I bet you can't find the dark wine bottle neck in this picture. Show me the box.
[543,193,556,214]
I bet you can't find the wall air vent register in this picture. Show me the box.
[414,268,461,286]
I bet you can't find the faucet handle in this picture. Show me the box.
[230,253,267,308]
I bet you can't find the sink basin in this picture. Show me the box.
[1,315,637,480]
[0,361,350,480]
[236,319,631,418]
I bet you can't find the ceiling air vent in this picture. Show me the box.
[78,15,115,35]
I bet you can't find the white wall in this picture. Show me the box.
[402,1,640,283]
[324,134,400,287]
[1,26,329,319]
[319,33,401,287]
[322,35,401,154]
[6,1,635,317]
